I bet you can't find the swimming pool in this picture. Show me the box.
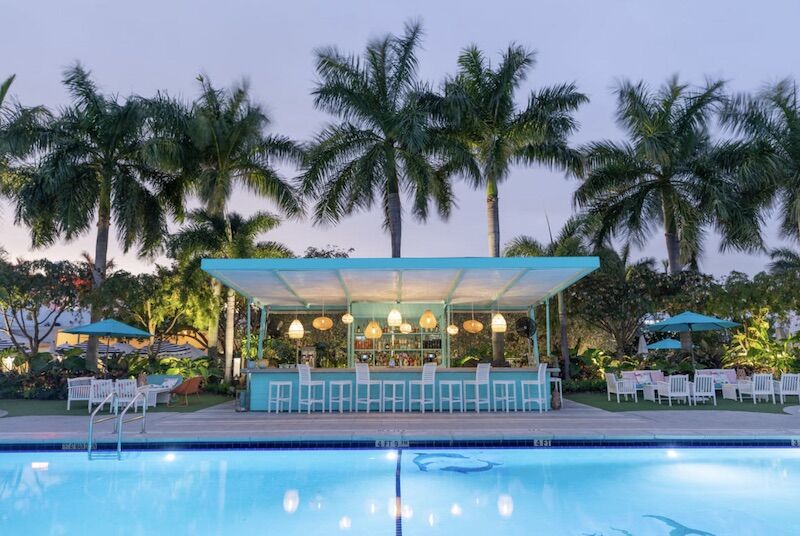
[2,447,798,535]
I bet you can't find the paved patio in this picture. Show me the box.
[2,400,800,445]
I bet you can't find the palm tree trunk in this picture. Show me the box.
[86,189,111,372]
[558,291,570,380]
[224,287,235,383]
[207,279,222,361]
[662,199,692,354]
[486,178,505,363]
[385,144,402,258]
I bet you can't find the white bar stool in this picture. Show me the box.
[439,380,464,413]
[550,376,563,407]
[521,363,549,413]
[463,363,491,412]
[268,381,292,413]
[298,364,325,413]
[492,380,517,412]
[355,364,381,412]
[381,380,406,413]
[409,362,437,413]
[329,380,353,413]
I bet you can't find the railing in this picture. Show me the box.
[113,391,148,460]
[87,392,116,460]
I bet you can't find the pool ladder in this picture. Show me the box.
[88,391,147,460]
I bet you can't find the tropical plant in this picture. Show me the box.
[721,79,800,241]
[170,209,293,381]
[504,216,589,378]
[722,308,799,374]
[437,45,587,257]
[768,247,800,274]
[301,21,454,257]
[575,76,764,275]
[8,65,184,370]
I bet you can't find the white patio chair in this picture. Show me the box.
[774,373,800,404]
[739,373,776,404]
[113,379,145,414]
[691,374,716,406]
[297,363,325,413]
[409,362,437,412]
[463,363,491,412]
[605,372,637,403]
[66,377,92,410]
[656,375,691,406]
[88,379,114,413]
[355,363,381,412]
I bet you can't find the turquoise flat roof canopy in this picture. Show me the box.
[201,256,600,311]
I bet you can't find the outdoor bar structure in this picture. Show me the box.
[202,256,599,412]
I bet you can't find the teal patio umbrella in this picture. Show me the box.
[64,319,152,368]
[646,338,683,350]
[646,311,739,365]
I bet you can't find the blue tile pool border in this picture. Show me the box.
[1,437,799,452]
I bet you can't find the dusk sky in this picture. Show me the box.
[3,0,799,276]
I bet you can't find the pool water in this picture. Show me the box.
[2,448,798,535]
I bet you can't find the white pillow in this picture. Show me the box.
[161,379,178,389]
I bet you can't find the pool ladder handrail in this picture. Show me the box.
[87,391,116,459]
[113,390,147,459]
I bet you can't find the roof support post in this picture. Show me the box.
[529,305,540,366]
[347,304,354,368]
[245,298,252,362]
[257,306,268,360]
[545,298,551,357]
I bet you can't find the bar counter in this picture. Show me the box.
[246,366,554,412]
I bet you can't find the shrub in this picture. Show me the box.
[563,378,606,393]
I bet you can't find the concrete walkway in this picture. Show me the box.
[1,400,799,444]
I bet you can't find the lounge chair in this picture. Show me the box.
[605,373,637,403]
[739,373,776,404]
[88,379,114,413]
[655,375,691,406]
[170,376,202,406]
[66,376,92,410]
[774,373,800,404]
[113,379,146,414]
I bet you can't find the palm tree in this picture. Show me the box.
[720,79,800,241]
[173,76,303,360]
[504,216,588,378]
[8,65,183,370]
[768,247,800,274]
[575,76,764,275]
[170,209,293,382]
[301,21,454,257]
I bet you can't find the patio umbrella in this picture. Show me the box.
[63,319,152,369]
[646,311,739,366]
[646,338,683,350]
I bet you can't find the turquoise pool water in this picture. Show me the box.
[1,448,798,535]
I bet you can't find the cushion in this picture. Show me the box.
[634,372,652,385]
[711,372,729,385]
[161,379,178,389]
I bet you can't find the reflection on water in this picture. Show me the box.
[1,448,799,535]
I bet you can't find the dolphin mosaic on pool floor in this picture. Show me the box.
[585,516,715,536]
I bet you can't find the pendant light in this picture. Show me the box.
[446,324,459,336]
[288,316,305,339]
[491,312,507,333]
[463,304,484,334]
[365,320,383,340]
[312,304,333,331]
[419,309,437,330]
[341,312,354,325]
[387,307,403,327]
[399,322,413,334]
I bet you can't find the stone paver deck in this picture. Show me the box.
[1,400,799,445]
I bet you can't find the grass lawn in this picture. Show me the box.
[0,393,232,418]
[567,392,795,414]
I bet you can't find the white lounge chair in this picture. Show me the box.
[88,379,114,413]
[409,362,437,412]
[691,375,716,406]
[113,379,146,414]
[605,373,637,403]
[463,363,491,412]
[739,373,776,404]
[66,376,92,410]
[656,375,691,406]
[774,374,800,404]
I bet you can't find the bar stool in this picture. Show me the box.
[550,376,563,407]
[439,380,464,413]
[297,364,325,413]
[355,364,381,412]
[463,363,491,412]
[268,381,292,413]
[381,380,406,413]
[521,363,549,413]
[409,362,437,412]
[492,380,517,412]
[329,380,353,413]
